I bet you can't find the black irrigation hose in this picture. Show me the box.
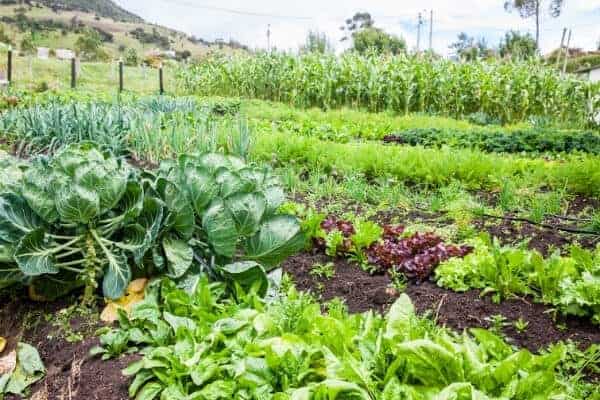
[413,206,599,236]
[479,213,600,236]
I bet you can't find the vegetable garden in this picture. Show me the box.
[0,54,599,400]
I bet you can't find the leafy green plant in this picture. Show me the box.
[179,53,598,125]
[94,278,580,399]
[0,144,304,302]
[309,262,335,280]
[0,343,45,398]
[513,317,529,333]
[436,235,600,324]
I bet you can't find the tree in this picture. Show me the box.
[339,12,406,55]
[75,28,105,60]
[499,30,537,59]
[124,47,138,66]
[340,12,374,42]
[0,26,12,46]
[300,30,333,54]
[449,32,493,61]
[19,34,36,55]
[352,28,406,55]
[504,0,564,50]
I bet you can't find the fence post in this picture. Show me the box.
[119,60,124,92]
[7,49,12,85]
[71,57,76,89]
[159,63,164,95]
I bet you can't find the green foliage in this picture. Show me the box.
[75,28,107,61]
[449,32,494,61]
[94,279,580,399]
[124,47,139,66]
[251,131,600,196]
[386,127,600,155]
[499,30,537,60]
[179,53,598,125]
[0,343,45,397]
[310,262,335,279]
[0,144,303,301]
[0,97,203,157]
[300,30,333,54]
[351,28,406,55]
[435,235,600,324]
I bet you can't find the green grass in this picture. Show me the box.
[1,55,180,95]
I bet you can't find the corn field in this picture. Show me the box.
[177,53,599,125]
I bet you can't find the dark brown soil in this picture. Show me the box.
[0,294,133,400]
[282,251,600,352]
[473,217,600,257]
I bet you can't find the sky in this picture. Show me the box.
[115,0,600,56]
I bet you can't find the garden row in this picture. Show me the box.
[177,53,600,126]
[0,94,599,399]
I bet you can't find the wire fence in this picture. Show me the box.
[0,50,180,95]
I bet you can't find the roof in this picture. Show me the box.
[575,64,600,74]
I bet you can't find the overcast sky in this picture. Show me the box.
[115,0,600,55]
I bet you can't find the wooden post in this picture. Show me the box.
[7,50,12,85]
[159,64,164,95]
[119,60,124,92]
[71,57,76,89]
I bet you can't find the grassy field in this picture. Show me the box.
[1,53,180,94]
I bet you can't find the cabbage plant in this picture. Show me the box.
[0,144,303,301]
[143,153,304,296]
[0,143,149,302]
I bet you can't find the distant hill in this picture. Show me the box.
[34,0,143,23]
[0,0,247,60]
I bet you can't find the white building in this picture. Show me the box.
[55,49,75,60]
[576,65,600,83]
[37,47,49,59]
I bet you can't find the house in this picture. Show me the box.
[37,47,49,59]
[576,65,600,83]
[55,49,75,60]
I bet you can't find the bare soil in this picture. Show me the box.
[282,251,600,352]
[0,294,133,400]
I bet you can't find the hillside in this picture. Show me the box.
[33,0,143,23]
[0,0,245,60]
